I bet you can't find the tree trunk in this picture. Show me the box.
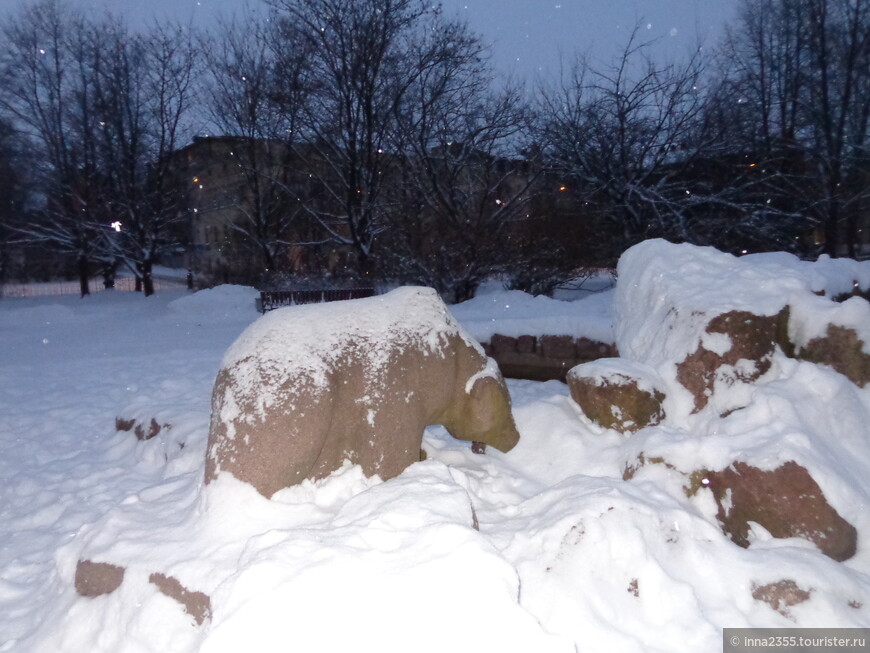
[846,210,858,259]
[451,278,478,304]
[102,262,115,289]
[824,193,840,257]
[78,254,90,298]
[356,249,376,281]
[142,259,155,297]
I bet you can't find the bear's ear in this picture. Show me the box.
[467,371,497,402]
[466,357,505,395]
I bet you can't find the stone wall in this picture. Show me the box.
[482,333,617,382]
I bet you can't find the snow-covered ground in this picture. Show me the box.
[1,250,869,652]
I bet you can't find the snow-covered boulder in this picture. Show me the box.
[567,358,666,433]
[612,240,869,560]
[792,309,870,387]
[616,239,870,417]
[689,461,857,562]
[206,286,520,497]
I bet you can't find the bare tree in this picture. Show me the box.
[268,0,462,276]
[803,0,870,256]
[200,14,315,279]
[97,20,198,295]
[540,28,714,247]
[0,1,198,295]
[0,0,106,296]
[723,0,870,257]
[386,66,538,302]
[0,118,32,284]
[724,0,806,150]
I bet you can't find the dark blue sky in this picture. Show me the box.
[3,0,740,81]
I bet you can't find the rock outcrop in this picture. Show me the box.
[74,560,125,598]
[795,323,870,387]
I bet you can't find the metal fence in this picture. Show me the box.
[0,277,187,298]
[258,287,377,312]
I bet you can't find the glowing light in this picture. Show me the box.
[559,185,567,191]
[193,177,199,182]
[110,221,122,232]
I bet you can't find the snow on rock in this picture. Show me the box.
[567,358,667,433]
[615,239,870,418]
[217,286,482,409]
[616,240,870,366]
[608,240,870,564]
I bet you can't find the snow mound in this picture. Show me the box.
[605,240,870,563]
[168,285,259,316]
[58,462,571,653]
[616,239,870,367]
[452,288,614,343]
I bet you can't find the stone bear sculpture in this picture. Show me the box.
[205,286,520,497]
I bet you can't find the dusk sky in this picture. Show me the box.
[2,0,740,81]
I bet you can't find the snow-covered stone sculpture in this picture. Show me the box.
[205,286,520,497]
